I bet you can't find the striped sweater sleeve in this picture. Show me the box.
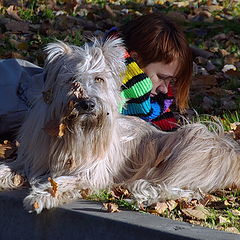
[120,56,163,120]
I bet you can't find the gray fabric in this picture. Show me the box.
[0,59,44,135]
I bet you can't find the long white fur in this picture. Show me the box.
[0,38,239,213]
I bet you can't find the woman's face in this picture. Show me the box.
[142,59,178,97]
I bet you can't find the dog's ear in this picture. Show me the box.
[44,41,73,65]
[101,38,126,77]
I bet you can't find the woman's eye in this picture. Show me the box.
[95,77,104,83]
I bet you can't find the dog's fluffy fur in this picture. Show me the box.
[0,38,239,213]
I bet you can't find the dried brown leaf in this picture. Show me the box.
[230,209,240,216]
[43,120,66,137]
[205,87,234,97]
[208,199,231,209]
[6,5,22,21]
[218,216,230,224]
[13,174,24,187]
[33,201,39,209]
[0,141,17,159]
[177,198,195,209]
[111,186,130,199]
[103,202,120,213]
[58,123,66,137]
[154,202,168,214]
[224,54,239,65]
[181,206,210,220]
[166,200,178,211]
[5,20,29,32]
[225,227,240,234]
[9,39,28,50]
[81,188,91,199]
[105,4,116,17]
[200,194,221,206]
[192,75,218,88]
[48,177,58,197]
[223,200,231,206]
[232,124,240,140]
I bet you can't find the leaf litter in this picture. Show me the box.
[0,0,240,234]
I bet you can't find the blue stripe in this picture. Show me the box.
[142,102,162,121]
[122,100,162,121]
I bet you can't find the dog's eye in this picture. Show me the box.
[95,77,104,83]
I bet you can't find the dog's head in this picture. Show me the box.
[42,38,126,133]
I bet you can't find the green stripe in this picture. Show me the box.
[122,78,152,99]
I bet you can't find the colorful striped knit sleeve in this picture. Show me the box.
[120,56,163,120]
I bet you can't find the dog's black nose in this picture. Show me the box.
[77,99,95,112]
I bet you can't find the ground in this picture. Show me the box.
[0,0,239,234]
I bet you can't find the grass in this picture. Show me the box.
[0,0,239,234]
[88,188,240,232]
[89,190,139,211]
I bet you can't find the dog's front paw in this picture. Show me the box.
[23,191,59,214]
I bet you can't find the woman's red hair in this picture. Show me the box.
[120,13,192,112]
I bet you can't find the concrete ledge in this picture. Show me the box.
[0,190,239,240]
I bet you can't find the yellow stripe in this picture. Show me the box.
[122,62,144,84]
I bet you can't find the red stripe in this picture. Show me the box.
[152,118,177,131]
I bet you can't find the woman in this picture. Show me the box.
[107,14,192,131]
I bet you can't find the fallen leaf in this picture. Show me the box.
[192,75,218,88]
[43,120,66,137]
[181,206,210,220]
[111,186,130,199]
[6,5,22,21]
[212,33,227,41]
[225,227,240,234]
[208,199,231,209]
[33,201,39,209]
[0,141,17,159]
[218,49,230,57]
[103,202,120,213]
[58,123,66,137]
[13,174,24,187]
[177,198,196,209]
[166,200,178,211]
[5,20,29,32]
[166,11,187,23]
[154,202,168,214]
[218,216,230,223]
[200,194,221,206]
[105,4,116,17]
[224,54,239,65]
[9,39,28,50]
[223,200,231,206]
[230,122,240,131]
[191,46,214,59]
[72,82,88,99]
[206,87,234,97]
[233,125,240,140]
[230,209,240,216]
[81,188,91,199]
[222,64,236,73]
[48,177,58,197]
[218,215,230,224]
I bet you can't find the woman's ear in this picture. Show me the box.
[129,51,141,62]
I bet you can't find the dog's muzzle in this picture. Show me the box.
[75,99,96,112]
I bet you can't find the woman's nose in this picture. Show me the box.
[156,82,168,94]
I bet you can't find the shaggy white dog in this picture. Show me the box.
[0,38,239,213]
